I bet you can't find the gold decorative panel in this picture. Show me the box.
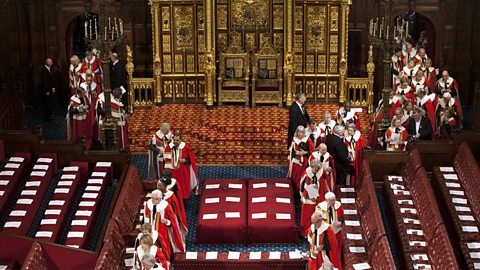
[317,81,326,98]
[306,6,326,51]
[295,81,304,95]
[328,81,338,98]
[330,6,339,32]
[198,34,205,52]
[175,81,184,98]
[329,55,338,73]
[187,55,195,73]
[330,35,338,53]
[162,7,170,31]
[273,5,283,30]
[174,6,194,50]
[318,55,326,73]
[162,35,171,52]
[273,33,283,49]
[187,81,196,98]
[197,6,204,30]
[306,55,315,73]
[295,6,303,30]
[294,59,303,73]
[198,80,205,98]
[305,81,315,98]
[163,55,172,73]
[163,80,173,98]
[231,0,269,29]
[174,54,184,72]
[246,33,256,51]
[217,5,228,30]
[217,33,228,51]
[198,54,205,72]
[294,34,303,52]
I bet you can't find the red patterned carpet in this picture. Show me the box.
[128,104,371,165]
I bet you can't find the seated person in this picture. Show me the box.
[385,118,408,151]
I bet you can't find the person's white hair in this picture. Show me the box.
[324,111,331,118]
[442,92,452,99]
[151,189,162,199]
[141,254,156,267]
[346,123,356,131]
[310,159,321,168]
[295,92,306,101]
[333,125,344,136]
[160,122,170,129]
[296,125,305,134]
[325,192,336,200]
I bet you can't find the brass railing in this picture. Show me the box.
[345,45,375,113]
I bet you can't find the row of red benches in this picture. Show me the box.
[340,160,395,270]
[384,150,459,269]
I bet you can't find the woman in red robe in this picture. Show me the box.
[134,223,171,261]
[66,88,92,149]
[288,125,315,192]
[344,123,366,186]
[158,177,188,239]
[385,119,409,151]
[437,108,457,141]
[157,170,185,222]
[134,234,168,270]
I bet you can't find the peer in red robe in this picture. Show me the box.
[80,51,102,90]
[80,74,99,141]
[400,59,418,84]
[437,108,457,141]
[134,223,171,260]
[66,88,92,149]
[315,192,344,259]
[164,133,198,199]
[416,90,437,138]
[423,60,437,92]
[306,120,322,150]
[300,160,330,237]
[134,234,168,270]
[288,126,315,192]
[436,70,460,98]
[411,70,428,93]
[435,92,463,130]
[385,119,409,151]
[307,212,342,270]
[344,125,366,186]
[396,79,415,104]
[144,190,185,254]
[318,112,336,144]
[69,55,82,96]
[391,48,404,88]
[309,143,336,192]
[158,171,185,216]
[158,177,188,239]
[401,42,417,67]
[335,101,360,131]
[96,89,129,150]
[148,124,173,179]
[414,47,429,68]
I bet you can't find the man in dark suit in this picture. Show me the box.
[325,125,350,185]
[40,58,55,120]
[407,107,432,140]
[288,93,310,147]
[109,52,128,111]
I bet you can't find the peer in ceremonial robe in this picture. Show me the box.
[335,101,360,131]
[66,87,92,149]
[407,107,432,141]
[423,59,437,92]
[436,70,460,98]
[306,212,342,270]
[414,47,429,68]
[315,192,344,259]
[435,92,463,130]
[400,59,418,84]
[134,235,168,270]
[344,123,365,186]
[403,100,415,118]
[157,177,188,239]
[392,107,410,129]
[81,50,102,91]
[80,73,99,141]
[288,126,315,192]
[306,120,322,150]
[411,70,428,93]
[164,132,198,200]
[318,112,336,144]
[148,123,173,179]
[134,223,171,261]
[300,159,330,236]
[158,170,185,215]
[416,89,437,137]
[391,48,404,88]
[69,55,82,96]
[140,254,166,270]
[144,190,185,254]
[385,119,409,151]
[396,76,415,104]
[309,143,336,193]
[437,108,457,141]
[401,42,417,67]
[96,88,129,150]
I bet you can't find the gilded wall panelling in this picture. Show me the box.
[175,81,185,98]
[198,33,205,52]
[163,80,173,98]
[273,5,283,30]
[217,33,228,51]
[198,54,205,72]
[173,6,194,50]
[328,81,338,99]
[305,80,315,98]
[294,34,303,52]
[197,6,204,30]
[318,54,327,73]
[217,5,228,30]
[174,54,184,73]
[163,34,171,52]
[162,6,170,31]
[306,5,326,51]
[330,34,338,53]
[187,54,195,73]
[246,32,256,51]
[329,54,338,73]
[317,81,326,98]
[198,80,205,98]
[330,5,339,32]
[295,6,303,31]
[306,55,315,73]
[163,55,172,73]
[273,33,283,50]
[231,0,269,29]
[187,80,196,98]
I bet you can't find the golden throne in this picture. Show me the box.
[252,42,283,107]
[217,38,250,106]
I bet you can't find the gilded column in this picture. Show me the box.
[338,0,351,103]
[149,0,162,104]
[366,45,375,114]
[284,0,294,106]
[126,45,135,114]
[204,0,215,107]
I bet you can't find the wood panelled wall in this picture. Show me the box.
[0,0,478,113]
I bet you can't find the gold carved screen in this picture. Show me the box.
[155,0,205,102]
[292,1,346,103]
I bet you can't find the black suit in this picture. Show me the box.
[407,116,432,140]
[110,59,128,111]
[287,102,310,147]
[40,65,54,118]
[325,133,350,185]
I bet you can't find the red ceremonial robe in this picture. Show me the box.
[309,151,336,192]
[66,94,92,149]
[344,130,366,186]
[396,85,415,104]
[288,136,315,192]
[401,49,417,67]
[162,190,188,238]
[385,126,408,151]
[148,130,173,179]
[306,126,322,149]
[414,54,429,67]
[69,63,83,95]
[144,199,186,254]
[335,108,361,131]
[419,93,438,138]
[81,56,102,91]
[134,245,168,270]
[424,67,437,92]
[80,81,99,140]
[307,223,342,270]
[391,54,404,87]
[96,92,129,150]
[318,121,336,144]
[164,142,198,199]
[300,167,330,236]
[167,178,185,217]
[436,98,463,130]
[438,117,457,141]
[315,201,345,259]
[400,65,418,83]
[436,77,460,97]
[411,77,428,93]
[134,231,171,261]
